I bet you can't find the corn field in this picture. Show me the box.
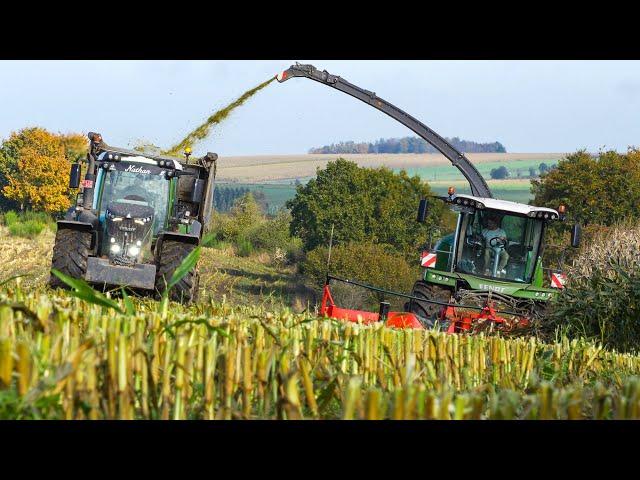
[2,283,640,420]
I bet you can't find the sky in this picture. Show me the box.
[1,60,639,156]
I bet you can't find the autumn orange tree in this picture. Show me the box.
[0,127,87,213]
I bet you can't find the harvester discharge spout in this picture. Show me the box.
[276,62,492,198]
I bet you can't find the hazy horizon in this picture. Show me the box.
[1,60,639,156]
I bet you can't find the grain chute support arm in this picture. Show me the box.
[276,63,492,199]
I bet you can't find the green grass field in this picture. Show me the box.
[400,157,556,204]
[235,177,535,212]
[400,158,557,183]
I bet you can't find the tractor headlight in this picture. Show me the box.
[128,245,140,257]
[110,244,121,254]
[106,211,123,221]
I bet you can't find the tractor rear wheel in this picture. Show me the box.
[49,228,92,289]
[405,280,452,329]
[155,241,200,304]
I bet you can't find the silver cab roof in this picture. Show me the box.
[454,194,558,216]
[98,151,183,171]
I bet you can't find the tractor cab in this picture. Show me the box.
[422,193,562,289]
[93,153,180,265]
[452,195,559,284]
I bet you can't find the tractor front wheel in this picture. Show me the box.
[155,240,200,304]
[405,280,452,329]
[49,228,92,289]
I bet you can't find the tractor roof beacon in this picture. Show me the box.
[277,63,580,333]
[49,132,218,304]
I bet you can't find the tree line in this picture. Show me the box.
[489,162,555,180]
[309,136,506,154]
[214,186,272,214]
[214,186,251,213]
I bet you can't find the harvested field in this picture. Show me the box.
[216,153,565,183]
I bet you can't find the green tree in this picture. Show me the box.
[489,166,510,179]
[531,149,640,226]
[211,192,264,242]
[286,158,449,255]
[0,129,35,210]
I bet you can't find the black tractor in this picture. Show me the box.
[49,132,217,303]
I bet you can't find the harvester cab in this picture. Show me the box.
[423,192,562,282]
[277,63,580,332]
[408,191,570,330]
[49,132,218,303]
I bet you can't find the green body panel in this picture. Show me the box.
[533,257,544,288]
[166,177,177,233]
[168,178,177,221]
[433,233,454,271]
[423,267,558,301]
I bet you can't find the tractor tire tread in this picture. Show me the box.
[155,240,200,304]
[49,228,92,289]
[406,280,452,329]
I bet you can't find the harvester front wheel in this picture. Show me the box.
[155,240,200,304]
[406,280,452,329]
[49,228,92,289]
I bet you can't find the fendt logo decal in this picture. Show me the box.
[478,284,506,293]
[124,165,152,174]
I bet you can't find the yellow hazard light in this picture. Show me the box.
[184,147,192,155]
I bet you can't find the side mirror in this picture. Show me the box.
[190,178,205,204]
[570,223,581,248]
[417,198,428,223]
[69,163,81,189]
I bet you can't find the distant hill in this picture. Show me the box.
[309,136,507,154]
